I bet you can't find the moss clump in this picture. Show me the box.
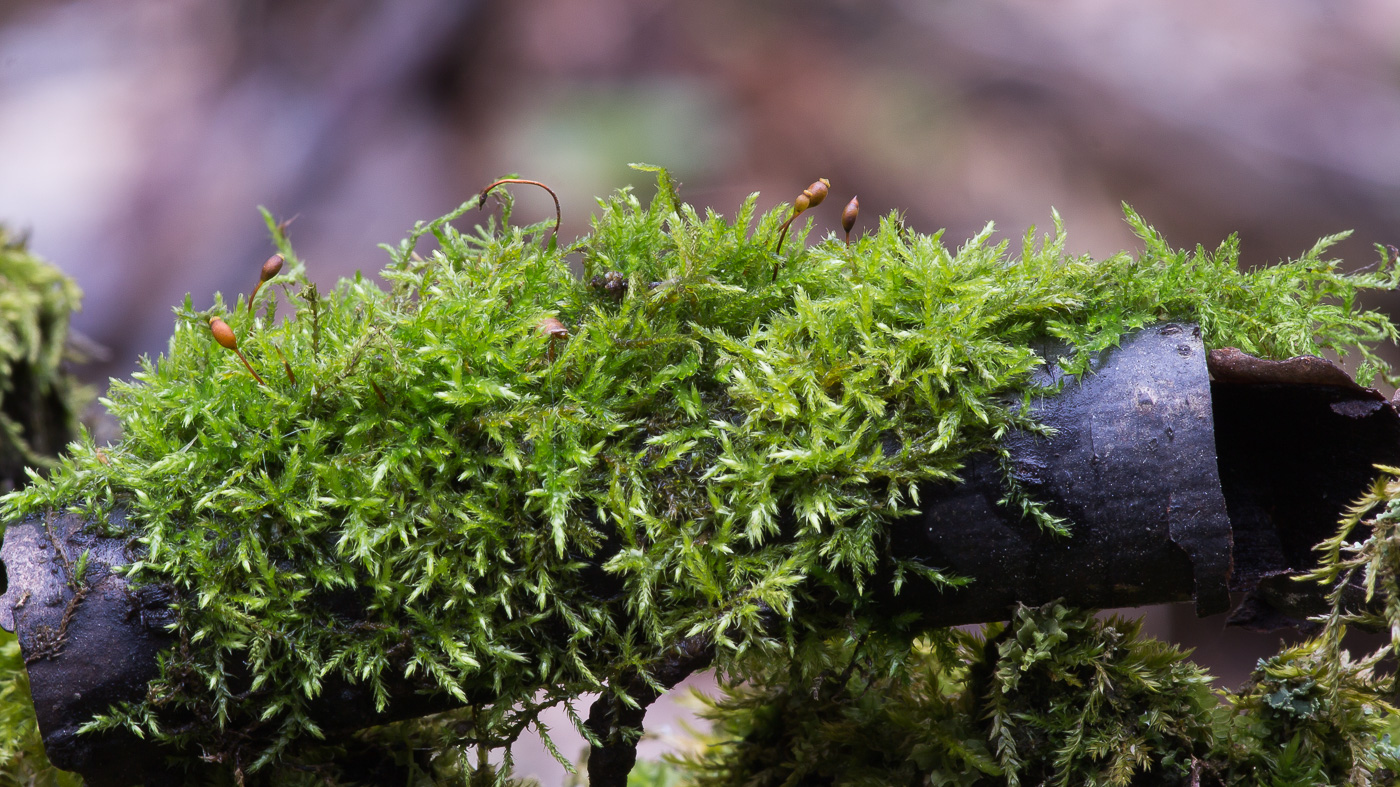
[0,227,82,486]
[3,166,1398,776]
[0,228,84,785]
[674,604,1218,787]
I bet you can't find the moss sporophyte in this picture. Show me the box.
[3,164,1400,776]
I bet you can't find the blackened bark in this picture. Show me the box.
[585,634,715,787]
[1209,350,1400,630]
[884,322,1235,623]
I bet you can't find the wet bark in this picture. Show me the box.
[883,322,1235,624]
[879,324,1400,629]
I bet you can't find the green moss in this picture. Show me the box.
[0,228,82,477]
[675,604,1218,787]
[2,166,1398,777]
[0,228,84,785]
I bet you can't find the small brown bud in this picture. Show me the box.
[803,178,830,209]
[210,317,238,350]
[260,253,285,283]
[842,196,860,244]
[210,317,267,386]
[1388,245,1399,264]
[590,271,628,300]
[792,192,811,216]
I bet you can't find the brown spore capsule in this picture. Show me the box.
[537,317,569,339]
[842,196,860,245]
[775,177,831,257]
[209,317,238,351]
[210,317,266,386]
[249,253,286,313]
[260,253,284,282]
[538,317,570,362]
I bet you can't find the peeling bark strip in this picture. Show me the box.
[4,324,1399,784]
[1208,349,1400,631]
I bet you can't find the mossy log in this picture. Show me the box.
[2,323,1397,785]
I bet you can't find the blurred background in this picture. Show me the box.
[2,0,1399,780]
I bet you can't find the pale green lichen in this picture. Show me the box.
[3,166,1398,780]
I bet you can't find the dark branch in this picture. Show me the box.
[584,634,716,787]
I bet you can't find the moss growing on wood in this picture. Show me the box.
[0,228,84,785]
[674,470,1400,787]
[3,166,1399,778]
[673,604,1220,786]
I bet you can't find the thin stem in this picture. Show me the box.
[234,348,267,387]
[477,178,561,244]
[775,214,797,254]
[773,209,804,281]
[272,344,296,385]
